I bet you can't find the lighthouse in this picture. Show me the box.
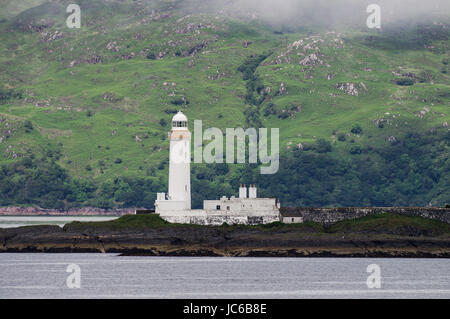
[154,111,280,225]
[168,111,191,209]
[155,111,191,212]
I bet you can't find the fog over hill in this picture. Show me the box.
[175,0,450,28]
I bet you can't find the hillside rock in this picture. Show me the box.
[335,82,360,96]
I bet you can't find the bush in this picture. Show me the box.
[395,78,415,86]
[315,139,332,153]
[170,98,189,106]
[24,120,33,132]
[114,158,122,164]
[0,88,22,103]
[159,118,167,127]
[263,103,276,117]
[350,146,362,154]
[164,108,178,114]
[337,133,346,142]
[146,52,156,60]
[351,124,363,135]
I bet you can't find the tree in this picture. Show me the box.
[315,139,332,153]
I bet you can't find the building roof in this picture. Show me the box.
[280,210,304,217]
[172,111,187,122]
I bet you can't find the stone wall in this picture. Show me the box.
[280,207,450,225]
[161,214,280,226]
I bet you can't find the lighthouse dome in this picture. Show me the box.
[172,111,188,128]
[172,111,187,122]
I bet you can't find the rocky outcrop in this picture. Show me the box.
[335,82,360,96]
[1,222,449,257]
[299,53,323,66]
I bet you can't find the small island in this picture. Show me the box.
[1,212,449,258]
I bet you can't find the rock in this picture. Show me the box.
[243,40,252,48]
[335,82,359,96]
[299,53,323,66]
[387,136,397,143]
[84,56,102,64]
[106,41,121,52]
[121,52,136,60]
[41,30,64,42]
[278,82,287,95]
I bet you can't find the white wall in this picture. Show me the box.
[168,132,191,210]
[282,216,304,224]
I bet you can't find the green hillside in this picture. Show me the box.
[0,0,449,209]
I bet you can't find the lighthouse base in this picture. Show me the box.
[158,210,280,226]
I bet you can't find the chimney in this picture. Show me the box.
[239,184,247,199]
[249,184,257,199]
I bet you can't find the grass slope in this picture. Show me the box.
[63,213,450,238]
[0,0,448,207]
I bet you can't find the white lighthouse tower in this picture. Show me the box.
[155,111,191,212]
[153,111,280,225]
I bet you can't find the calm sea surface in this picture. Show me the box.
[0,216,118,228]
[0,254,449,299]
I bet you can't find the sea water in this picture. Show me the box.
[0,216,118,228]
[0,254,449,299]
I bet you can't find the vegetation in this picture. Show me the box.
[0,0,448,209]
[327,213,450,237]
[396,78,415,86]
[62,213,450,238]
[64,214,176,230]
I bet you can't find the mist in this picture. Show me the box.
[176,0,450,30]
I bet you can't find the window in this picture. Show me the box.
[292,218,295,222]
[216,205,221,210]
[227,206,230,211]
[173,121,187,128]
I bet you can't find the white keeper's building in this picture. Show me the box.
[154,111,280,225]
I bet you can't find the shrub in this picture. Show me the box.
[337,133,346,142]
[170,98,189,106]
[263,103,276,117]
[164,108,178,114]
[24,120,33,132]
[395,78,415,86]
[159,118,167,127]
[114,158,122,164]
[350,146,362,154]
[146,52,156,60]
[351,124,363,135]
[315,139,332,153]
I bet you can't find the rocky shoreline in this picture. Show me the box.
[0,206,134,216]
[1,220,449,258]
